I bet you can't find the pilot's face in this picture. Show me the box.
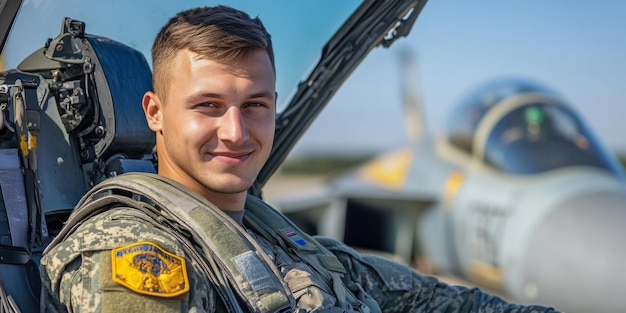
[144,48,276,208]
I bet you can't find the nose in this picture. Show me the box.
[521,191,626,313]
[218,107,249,144]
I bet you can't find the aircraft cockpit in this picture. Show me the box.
[445,79,625,177]
[481,103,622,175]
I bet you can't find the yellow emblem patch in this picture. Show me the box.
[111,241,189,297]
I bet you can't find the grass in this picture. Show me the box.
[281,153,626,175]
[280,155,372,175]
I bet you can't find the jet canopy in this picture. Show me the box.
[446,78,625,176]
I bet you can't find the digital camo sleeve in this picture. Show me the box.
[316,236,561,313]
[40,208,215,313]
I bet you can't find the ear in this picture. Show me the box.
[143,91,162,132]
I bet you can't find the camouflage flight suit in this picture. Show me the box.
[40,195,560,312]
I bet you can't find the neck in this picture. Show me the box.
[155,172,247,212]
[198,189,247,212]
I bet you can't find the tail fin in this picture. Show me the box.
[399,48,425,142]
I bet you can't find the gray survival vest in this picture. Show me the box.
[44,173,381,313]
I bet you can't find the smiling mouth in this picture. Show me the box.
[211,152,252,165]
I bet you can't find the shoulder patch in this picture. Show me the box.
[111,241,189,297]
[278,228,317,251]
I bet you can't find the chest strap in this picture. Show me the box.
[244,197,378,313]
[45,173,295,313]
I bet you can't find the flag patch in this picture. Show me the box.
[278,228,317,251]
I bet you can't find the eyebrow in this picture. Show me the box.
[248,90,275,99]
[189,90,275,100]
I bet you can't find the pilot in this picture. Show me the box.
[39,5,560,313]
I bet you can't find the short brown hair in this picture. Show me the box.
[151,5,275,97]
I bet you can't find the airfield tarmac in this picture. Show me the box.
[263,171,509,299]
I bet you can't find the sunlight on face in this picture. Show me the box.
[145,49,276,209]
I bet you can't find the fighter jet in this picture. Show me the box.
[0,0,425,311]
[274,49,626,313]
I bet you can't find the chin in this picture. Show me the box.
[206,175,254,194]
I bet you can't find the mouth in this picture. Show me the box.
[210,151,252,165]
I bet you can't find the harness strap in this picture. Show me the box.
[45,189,245,312]
[46,173,295,313]
[244,197,373,313]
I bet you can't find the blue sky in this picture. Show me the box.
[292,1,626,157]
[5,1,626,157]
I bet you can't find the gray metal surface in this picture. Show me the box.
[0,149,27,248]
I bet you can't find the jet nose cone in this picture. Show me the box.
[523,191,626,313]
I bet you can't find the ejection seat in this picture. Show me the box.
[0,17,155,312]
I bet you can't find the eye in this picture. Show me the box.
[191,101,222,116]
[197,102,218,108]
[242,101,274,118]
[244,102,267,109]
